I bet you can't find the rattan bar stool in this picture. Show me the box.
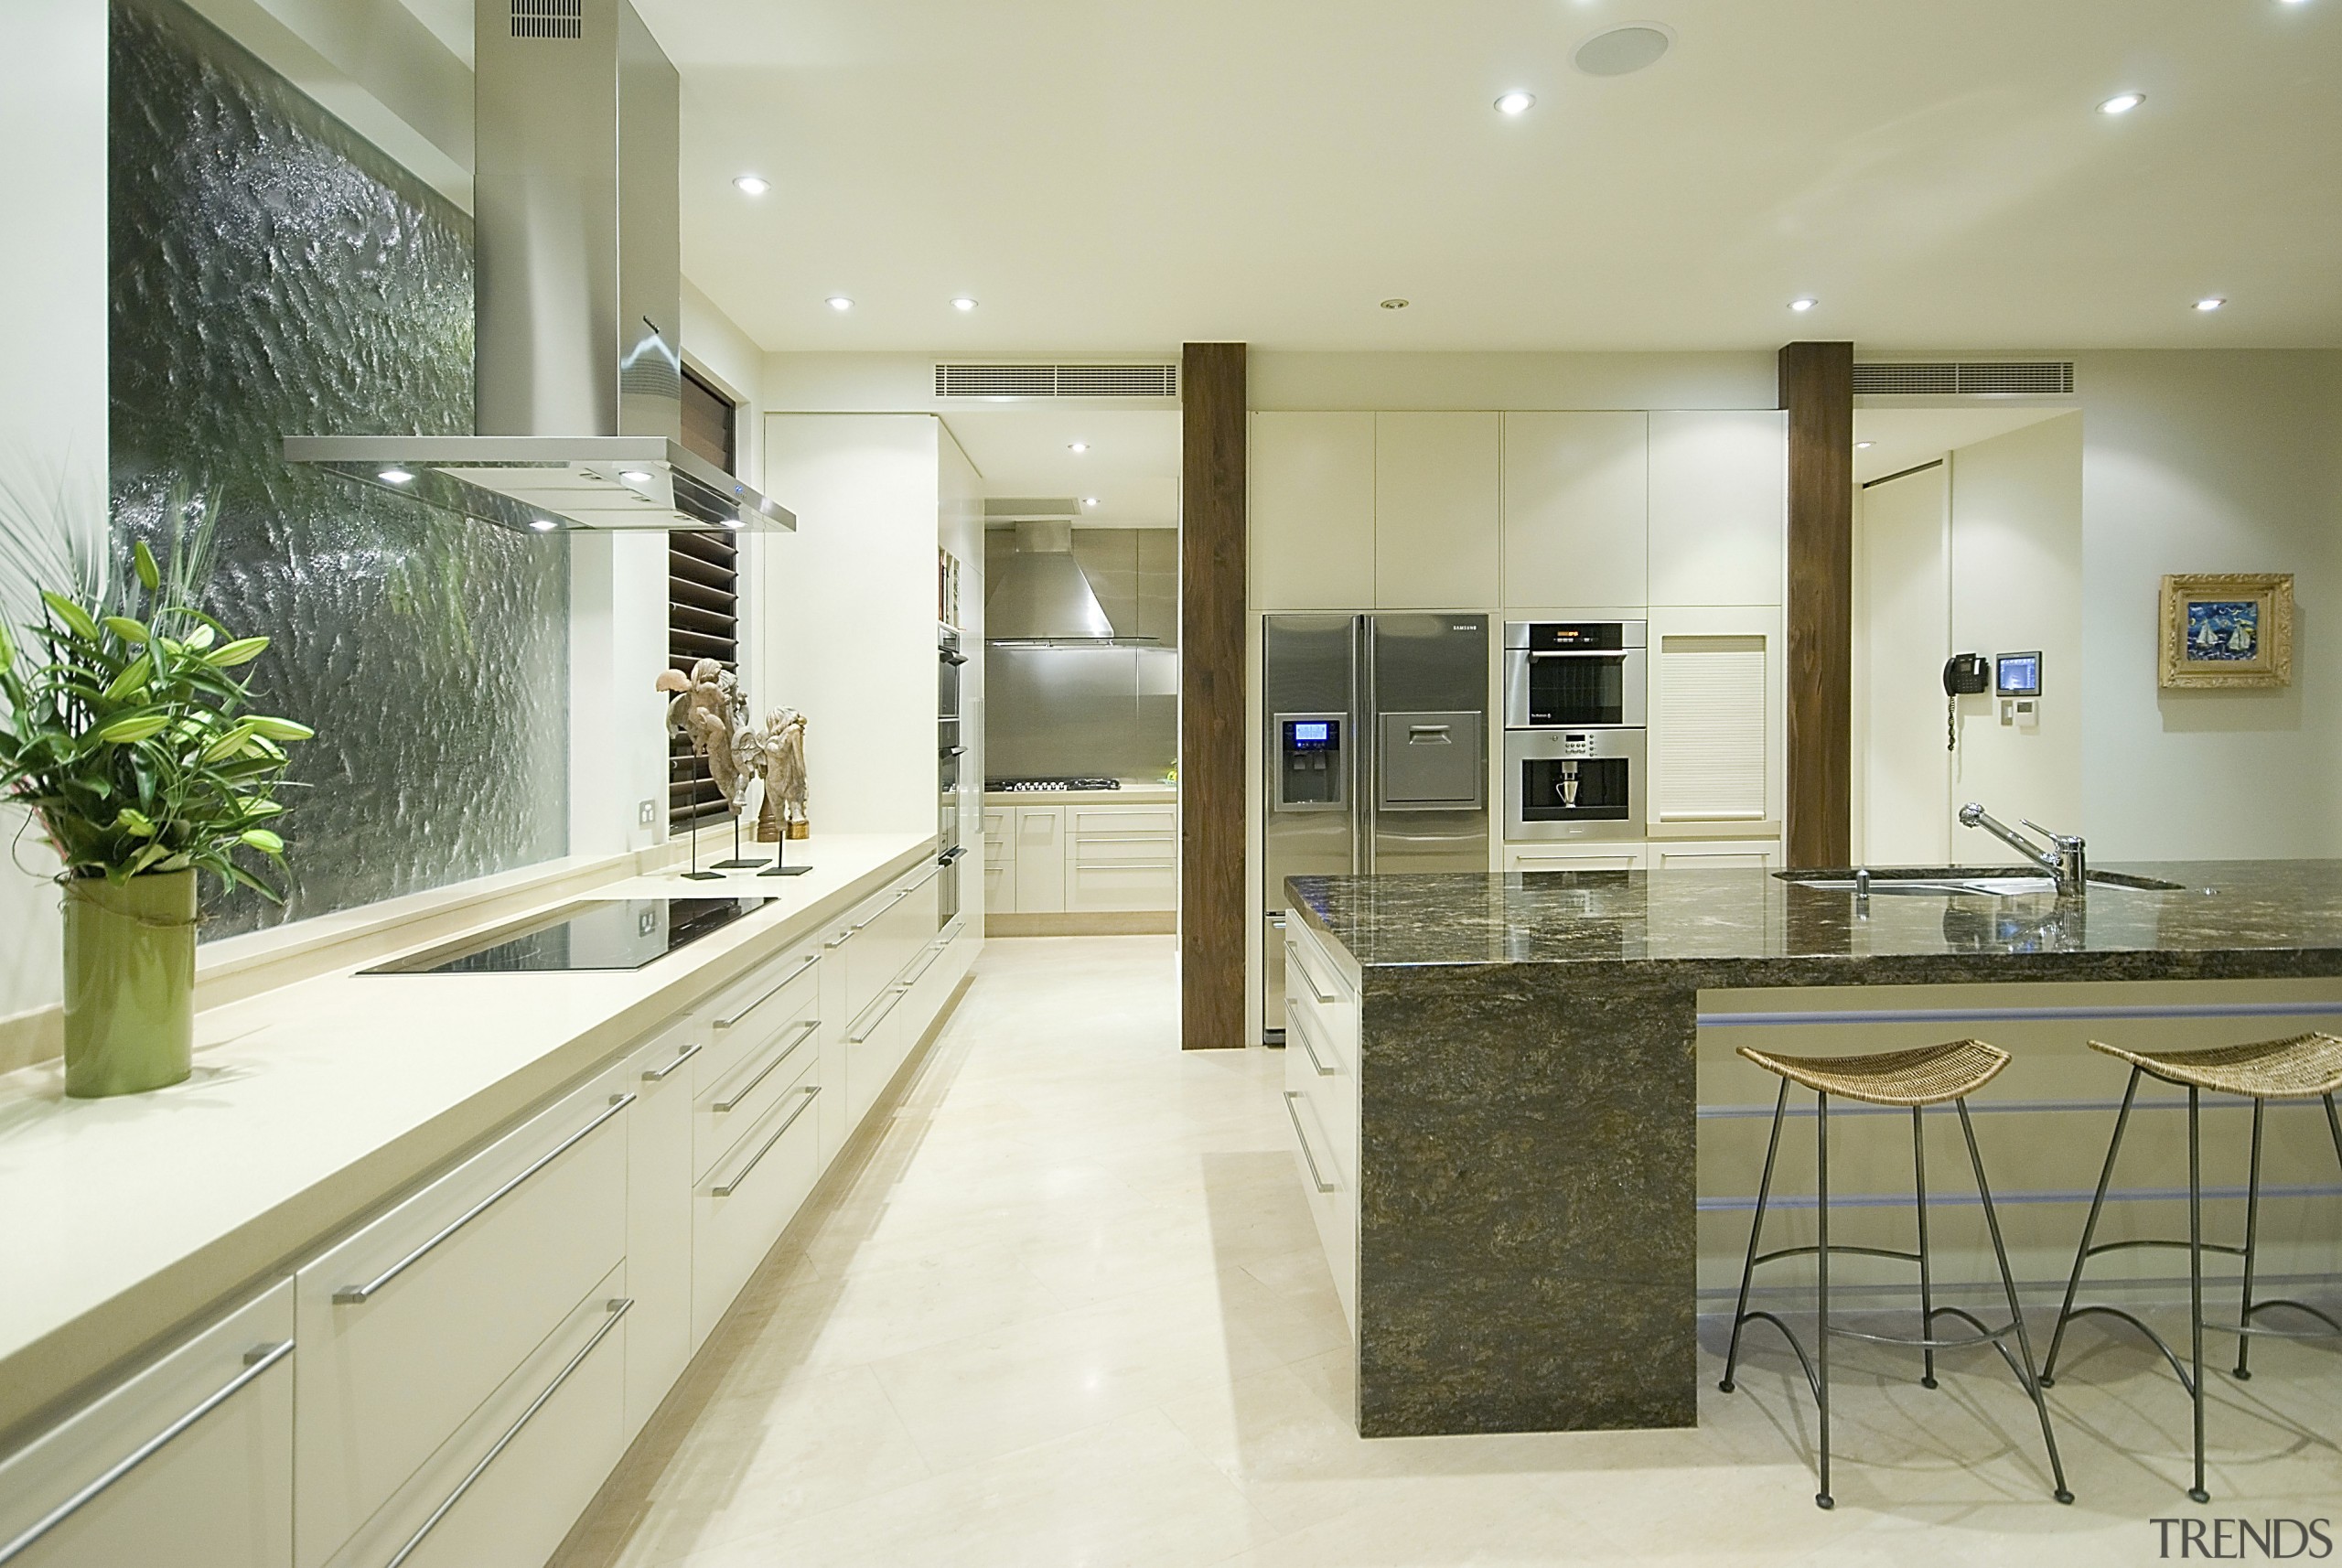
[2038,1034,2342,1504]
[1718,1038,2073,1510]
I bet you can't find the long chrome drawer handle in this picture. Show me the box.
[335,1094,635,1305]
[382,1299,630,1568]
[1286,942,1340,1005]
[641,1041,704,1083]
[846,985,911,1045]
[0,1338,295,1566]
[711,1019,820,1112]
[1283,1091,1338,1194]
[1286,1006,1336,1078]
[712,1087,821,1197]
[714,954,818,1027]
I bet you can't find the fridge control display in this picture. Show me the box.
[1273,713,1347,811]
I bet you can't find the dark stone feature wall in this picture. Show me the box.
[1292,862,2342,1437]
[108,0,568,939]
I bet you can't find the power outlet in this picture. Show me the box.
[638,800,658,827]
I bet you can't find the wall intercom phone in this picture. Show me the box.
[1942,653,1989,751]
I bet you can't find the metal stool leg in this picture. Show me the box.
[2326,1093,2342,1178]
[2042,1066,2143,1387]
[1956,1100,2075,1505]
[1912,1105,1937,1390]
[1815,1090,1832,1511]
[1720,1079,1790,1395]
[2186,1085,2209,1506]
[2234,1099,2264,1381]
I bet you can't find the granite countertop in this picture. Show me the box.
[1287,861,2342,972]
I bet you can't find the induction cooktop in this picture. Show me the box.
[364,897,777,975]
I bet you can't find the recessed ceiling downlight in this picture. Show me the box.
[825,295,853,312]
[2195,297,2227,312]
[1574,25,1672,77]
[1380,297,1410,310]
[1494,91,1535,115]
[2097,92,2144,115]
[733,175,769,195]
[1789,297,1818,313]
[951,296,978,312]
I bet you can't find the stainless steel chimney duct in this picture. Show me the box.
[984,516,1160,647]
[283,0,790,535]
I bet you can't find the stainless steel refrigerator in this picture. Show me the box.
[1261,612,1489,1041]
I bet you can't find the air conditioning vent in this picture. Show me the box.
[510,0,582,39]
[934,363,1179,400]
[1853,361,2075,396]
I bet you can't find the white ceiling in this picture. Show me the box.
[628,0,2342,355]
[1853,406,2076,485]
[943,408,1182,527]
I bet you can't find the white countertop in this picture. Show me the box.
[982,780,1178,806]
[0,832,933,1441]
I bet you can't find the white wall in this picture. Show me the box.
[0,0,108,1048]
[1853,463,1950,865]
[756,415,941,837]
[1950,414,2085,862]
[2076,351,2342,861]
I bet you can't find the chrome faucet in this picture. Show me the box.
[1958,802,2089,897]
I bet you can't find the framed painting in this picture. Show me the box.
[2159,574,2293,689]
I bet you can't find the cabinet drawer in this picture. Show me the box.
[293,1066,629,1567]
[1068,863,1176,911]
[983,861,1015,913]
[1070,806,1176,837]
[1070,833,1176,866]
[693,1073,825,1343]
[1283,925,1358,1050]
[0,1282,294,1568]
[325,1267,628,1568]
[694,1008,822,1183]
[694,945,819,1097]
[1651,842,1778,873]
[623,1027,694,1443]
[981,811,1011,853]
[1282,1078,1357,1334]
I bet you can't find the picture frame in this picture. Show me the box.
[2159,573,2293,689]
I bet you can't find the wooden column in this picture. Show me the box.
[1778,341,1853,869]
[1180,343,1247,1049]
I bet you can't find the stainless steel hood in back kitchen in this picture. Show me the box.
[282,0,792,536]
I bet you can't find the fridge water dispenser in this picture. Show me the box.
[1273,714,1347,810]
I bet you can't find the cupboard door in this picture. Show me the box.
[1251,413,1374,610]
[1501,412,1649,610]
[624,1025,698,1441]
[1012,806,1066,913]
[1647,607,1781,834]
[0,1283,293,1568]
[1374,413,1499,609]
[1648,410,1787,607]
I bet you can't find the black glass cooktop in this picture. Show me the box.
[365,898,776,975]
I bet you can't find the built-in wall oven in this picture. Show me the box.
[1502,620,1645,729]
[938,626,967,926]
[1501,621,1646,843]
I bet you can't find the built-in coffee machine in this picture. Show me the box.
[1500,620,1646,842]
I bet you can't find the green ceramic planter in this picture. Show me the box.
[62,869,198,1099]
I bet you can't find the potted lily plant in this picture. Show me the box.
[0,502,309,1097]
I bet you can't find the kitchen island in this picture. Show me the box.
[1281,862,2342,1438]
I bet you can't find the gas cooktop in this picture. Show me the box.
[364,897,776,975]
[986,778,1123,793]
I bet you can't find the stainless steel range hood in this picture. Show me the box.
[984,508,1160,648]
[283,0,790,535]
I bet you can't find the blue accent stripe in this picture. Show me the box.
[1697,1000,2342,1027]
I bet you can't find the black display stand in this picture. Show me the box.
[759,818,811,876]
[674,755,721,880]
[711,808,771,871]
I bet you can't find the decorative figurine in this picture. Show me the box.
[755,707,810,842]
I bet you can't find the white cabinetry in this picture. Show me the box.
[1012,807,1066,914]
[1504,843,1649,873]
[1648,410,1787,607]
[1251,413,1375,610]
[1649,840,1781,872]
[1501,412,1649,611]
[624,1022,699,1438]
[981,807,1015,913]
[1374,413,1500,610]
[293,1058,631,1568]
[1067,804,1177,911]
[1282,919,1359,1334]
[1647,606,1782,836]
[0,1283,293,1568]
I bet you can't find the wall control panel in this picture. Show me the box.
[1997,651,2043,728]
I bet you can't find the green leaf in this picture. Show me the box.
[115,808,156,838]
[101,653,153,704]
[239,827,285,854]
[102,617,152,646]
[208,636,269,668]
[0,619,14,675]
[183,624,216,651]
[89,711,171,746]
[245,715,314,742]
[40,592,101,642]
[125,842,172,876]
[134,539,161,592]
[199,723,259,764]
